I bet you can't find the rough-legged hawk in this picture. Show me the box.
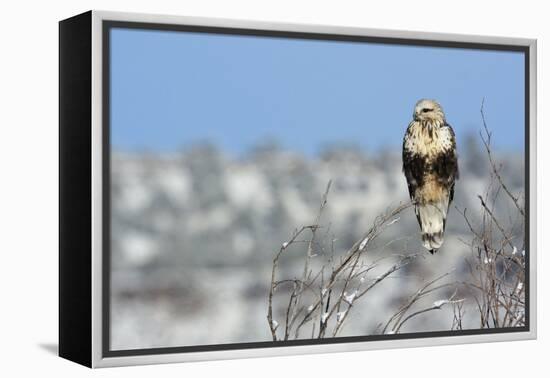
[402,99,459,254]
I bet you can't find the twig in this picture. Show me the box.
[480,100,525,217]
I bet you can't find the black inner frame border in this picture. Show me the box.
[102,20,531,358]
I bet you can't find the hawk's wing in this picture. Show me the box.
[402,124,425,201]
[436,123,459,203]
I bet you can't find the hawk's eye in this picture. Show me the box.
[422,108,432,113]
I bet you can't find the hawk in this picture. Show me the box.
[402,99,458,254]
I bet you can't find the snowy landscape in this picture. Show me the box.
[110,137,525,350]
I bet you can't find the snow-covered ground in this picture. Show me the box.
[110,141,525,350]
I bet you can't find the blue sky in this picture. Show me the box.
[110,28,525,156]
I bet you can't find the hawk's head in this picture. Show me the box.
[413,99,446,123]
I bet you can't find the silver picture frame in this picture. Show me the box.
[59,10,537,368]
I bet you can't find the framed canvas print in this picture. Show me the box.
[59,10,537,368]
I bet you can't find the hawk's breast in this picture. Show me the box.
[404,121,453,159]
[403,120,456,204]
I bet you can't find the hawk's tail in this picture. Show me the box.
[416,201,448,254]
[422,231,444,254]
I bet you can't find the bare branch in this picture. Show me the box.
[480,100,525,217]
